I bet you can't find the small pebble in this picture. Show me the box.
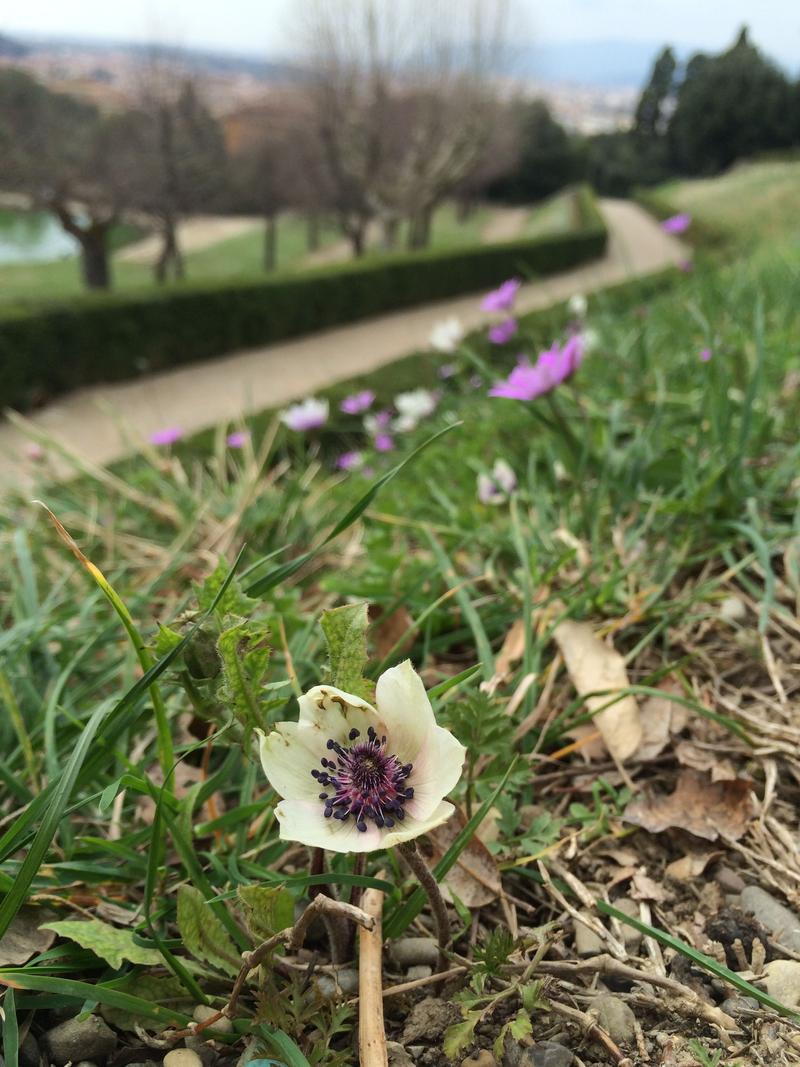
[741,886,800,951]
[521,1043,573,1067]
[714,866,745,894]
[462,1052,498,1067]
[407,964,433,981]
[164,1053,204,1067]
[390,937,440,967]
[184,1037,216,1066]
[402,997,461,1044]
[719,595,747,622]
[593,994,636,1044]
[193,1005,233,1034]
[387,1042,415,1067]
[611,898,642,951]
[313,968,359,998]
[720,995,758,1016]
[45,1016,116,1067]
[74,1062,99,1067]
[762,959,800,1006]
[574,913,605,957]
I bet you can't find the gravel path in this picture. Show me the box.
[0,200,686,492]
[117,215,262,264]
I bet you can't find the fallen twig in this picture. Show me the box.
[358,887,388,1067]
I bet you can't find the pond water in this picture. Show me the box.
[0,209,78,264]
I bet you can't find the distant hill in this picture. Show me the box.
[507,41,686,88]
[0,32,29,58]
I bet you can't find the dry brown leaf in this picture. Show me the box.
[665,851,719,881]
[562,723,607,763]
[623,769,755,842]
[635,680,688,761]
[371,604,415,661]
[597,846,640,867]
[422,808,501,908]
[631,870,668,902]
[482,619,526,695]
[0,907,56,965]
[554,620,642,763]
[675,741,737,782]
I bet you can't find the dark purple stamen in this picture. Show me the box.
[308,729,414,832]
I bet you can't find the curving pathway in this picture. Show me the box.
[0,200,686,492]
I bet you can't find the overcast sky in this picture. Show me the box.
[3,0,799,68]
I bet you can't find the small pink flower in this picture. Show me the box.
[488,318,518,345]
[438,363,457,379]
[150,426,183,446]
[469,375,483,390]
[24,442,45,461]
[700,348,712,362]
[281,398,329,432]
[481,278,521,312]
[489,335,584,402]
[678,259,694,273]
[661,213,691,235]
[341,390,375,415]
[374,433,395,453]
[226,431,250,448]
[336,450,364,471]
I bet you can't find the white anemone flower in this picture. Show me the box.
[393,389,438,432]
[280,397,329,432]
[258,661,466,853]
[429,316,465,353]
[477,459,517,504]
[568,293,588,319]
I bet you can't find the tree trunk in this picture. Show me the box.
[79,228,112,290]
[306,213,320,252]
[155,215,184,284]
[263,214,277,271]
[349,225,366,258]
[408,207,433,250]
[381,216,399,251]
[456,197,475,222]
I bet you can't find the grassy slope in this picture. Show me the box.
[1,176,799,1059]
[650,158,800,245]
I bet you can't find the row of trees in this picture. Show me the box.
[0,0,517,291]
[1,13,797,292]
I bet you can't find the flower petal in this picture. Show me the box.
[274,798,457,853]
[297,684,383,745]
[405,726,466,820]
[258,723,329,803]
[374,660,436,763]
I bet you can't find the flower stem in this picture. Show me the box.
[397,841,450,972]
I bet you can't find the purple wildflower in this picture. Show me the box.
[700,348,712,362]
[374,433,395,453]
[336,450,364,471]
[488,318,518,345]
[489,334,584,401]
[150,426,183,446]
[481,278,521,313]
[438,362,457,379]
[340,390,375,415]
[661,213,691,235]
[226,430,250,448]
[678,258,694,273]
[477,459,518,505]
[469,374,483,390]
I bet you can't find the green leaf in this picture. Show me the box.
[494,1008,533,1060]
[3,986,19,1067]
[321,602,369,694]
[154,624,183,658]
[100,974,194,1031]
[217,619,271,731]
[41,919,161,970]
[237,885,295,940]
[176,885,240,976]
[442,1012,480,1060]
[520,979,547,1014]
[197,559,259,616]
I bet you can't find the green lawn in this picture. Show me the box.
[650,157,800,245]
[524,188,577,236]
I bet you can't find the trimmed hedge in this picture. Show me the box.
[0,186,607,411]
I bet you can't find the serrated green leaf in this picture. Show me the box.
[520,979,546,1014]
[100,974,194,1031]
[442,1012,480,1061]
[41,919,162,970]
[197,559,261,616]
[176,885,240,976]
[237,885,295,940]
[217,619,271,730]
[154,624,183,658]
[321,602,368,694]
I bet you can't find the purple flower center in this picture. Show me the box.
[310,727,414,832]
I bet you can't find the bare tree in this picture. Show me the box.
[296,0,510,256]
[130,52,228,283]
[0,68,138,289]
